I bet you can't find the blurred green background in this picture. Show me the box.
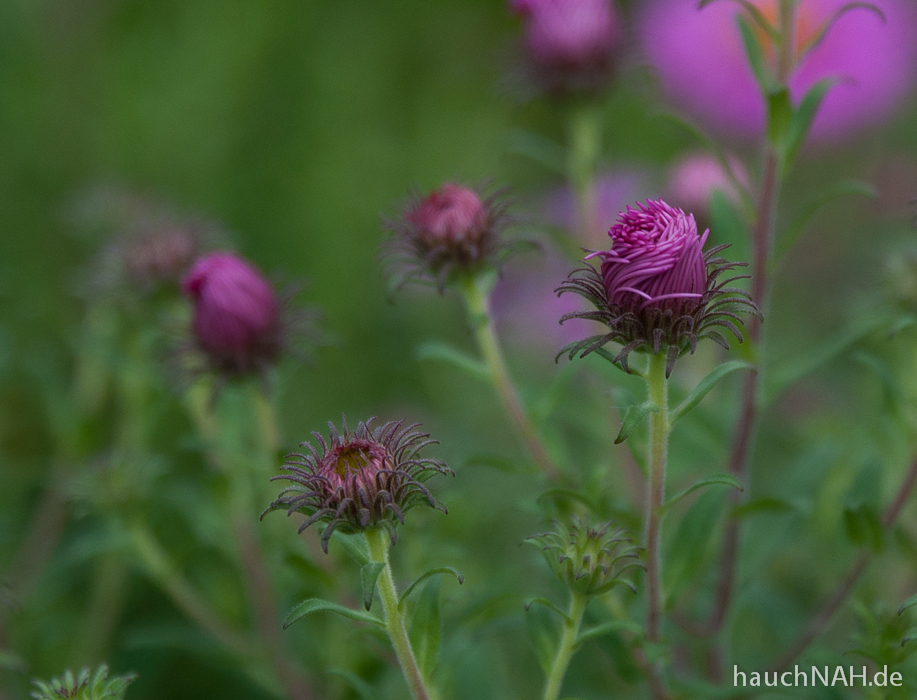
[4,0,917,698]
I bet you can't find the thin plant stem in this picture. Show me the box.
[542,592,587,700]
[567,103,602,241]
[645,351,670,645]
[772,454,917,669]
[365,527,433,700]
[460,275,560,480]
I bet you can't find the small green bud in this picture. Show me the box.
[526,516,643,597]
[30,664,136,700]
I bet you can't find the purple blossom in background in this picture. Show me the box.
[640,0,917,141]
[492,248,595,350]
[666,151,748,214]
[182,252,281,374]
[592,200,707,313]
[510,0,620,94]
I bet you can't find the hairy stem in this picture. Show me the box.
[772,454,917,669]
[542,592,587,700]
[461,275,560,480]
[365,528,432,700]
[645,351,670,645]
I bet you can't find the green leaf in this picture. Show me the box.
[902,627,917,647]
[732,497,794,519]
[399,567,464,610]
[800,3,886,63]
[361,562,385,611]
[505,129,569,174]
[615,401,660,445]
[670,361,754,426]
[844,506,883,552]
[576,620,645,646]
[283,598,384,629]
[524,597,571,623]
[771,180,877,266]
[334,532,370,565]
[767,87,793,153]
[526,605,559,675]
[737,15,778,96]
[409,578,442,681]
[765,314,888,404]
[660,474,743,514]
[327,669,383,700]
[665,490,727,602]
[415,341,489,381]
[898,594,917,617]
[784,78,838,167]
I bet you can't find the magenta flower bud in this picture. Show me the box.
[385,182,513,291]
[264,418,453,552]
[511,0,619,95]
[557,199,760,374]
[182,252,282,375]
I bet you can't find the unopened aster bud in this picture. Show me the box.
[557,199,759,374]
[123,225,199,289]
[31,664,137,700]
[264,418,453,552]
[181,252,282,376]
[526,516,642,597]
[511,0,619,95]
[385,183,511,290]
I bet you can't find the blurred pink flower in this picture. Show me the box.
[640,0,917,141]
[666,151,749,214]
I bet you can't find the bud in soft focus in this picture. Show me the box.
[264,418,453,552]
[526,516,642,597]
[385,183,511,290]
[511,0,619,96]
[639,0,917,141]
[30,664,137,700]
[557,199,760,374]
[182,252,282,376]
[123,225,200,289]
[666,151,749,216]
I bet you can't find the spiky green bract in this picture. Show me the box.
[30,665,136,700]
[555,244,760,376]
[264,417,453,553]
[526,516,643,597]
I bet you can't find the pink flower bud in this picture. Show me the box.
[512,0,619,94]
[594,200,708,313]
[407,183,489,249]
[182,252,280,374]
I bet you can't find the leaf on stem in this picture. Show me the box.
[576,619,645,646]
[660,474,743,514]
[361,562,385,611]
[526,605,560,674]
[898,594,917,617]
[902,628,917,647]
[505,129,569,175]
[409,578,443,680]
[732,497,795,518]
[664,490,727,602]
[843,505,883,552]
[283,598,384,629]
[699,0,782,44]
[799,3,886,63]
[327,669,383,700]
[670,361,754,426]
[737,15,778,96]
[614,401,660,445]
[523,597,571,623]
[784,78,839,167]
[415,341,489,381]
[399,567,464,610]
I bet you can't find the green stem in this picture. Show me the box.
[567,104,602,241]
[645,352,670,644]
[460,275,560,480]
[365,528,432,700]
[542,592,587,700]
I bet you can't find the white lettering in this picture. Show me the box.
[832,666,849,686]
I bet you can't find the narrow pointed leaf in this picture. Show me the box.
[415,341,489,381]
[360,562,385,611]
[409,578,442,680]
[902,627,917,646]
[615,401,660,445]
[283,598,384,629]
[661,474,743,514]
[670,361,754,425]
[785,78,839,166]
[898,594,917,617]
[524,597,571,623]
[399,567,464,610]
[699,0,781,43]
[576,619,645,646]
[736,15,777,96]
